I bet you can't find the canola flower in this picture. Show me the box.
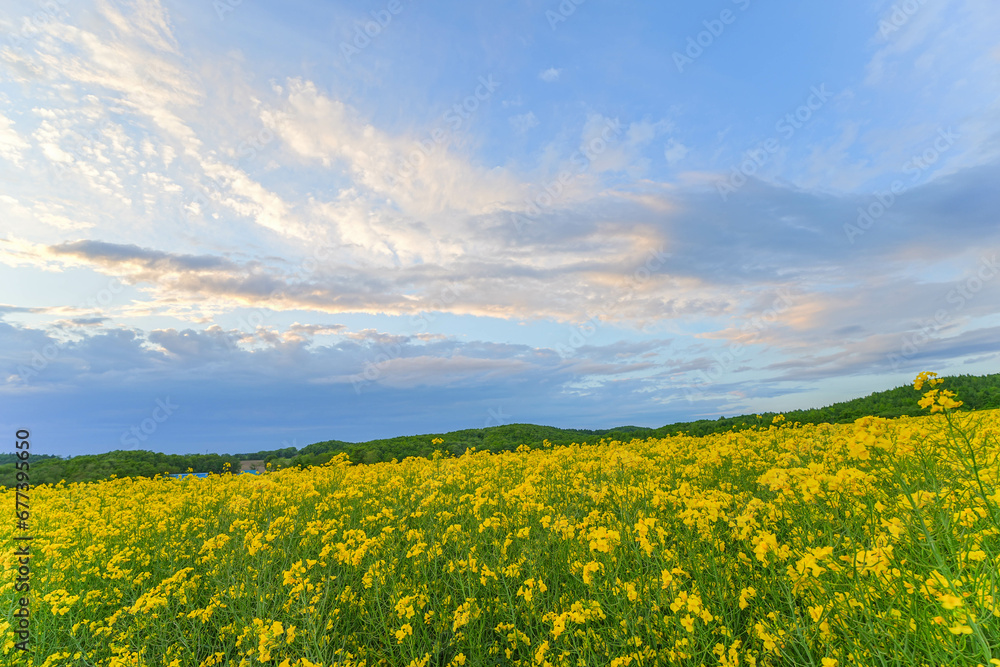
[1,373,999,666]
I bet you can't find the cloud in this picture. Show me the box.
[664,138,690,165]
[0,310,675,403]
[265,78,522,223]
[3,0,1000,455]
[66,317,110,327]
[7,152,998,332]
[509,112,539,135]
[50,240,240,273]
[283,323,347,343]
[0,112,30,165]
[538,67,561,82]
[0,304,47,316]
[572,339,673,363]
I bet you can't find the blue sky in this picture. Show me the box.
[2,0,999,457]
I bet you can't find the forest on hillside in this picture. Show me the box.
[4,372,998,487]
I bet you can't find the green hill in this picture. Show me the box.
[5,371,999,486]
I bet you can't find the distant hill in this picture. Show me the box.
[298,372,1000,464]
[4,371,998,487]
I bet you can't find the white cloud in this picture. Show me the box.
[0,112,30,165]
[664,138,690,165]
[2,0,997,376]
[263,77,525,238]
[539,67,561,82]
[627,119,671,146]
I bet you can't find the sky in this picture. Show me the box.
[1,0,999,457]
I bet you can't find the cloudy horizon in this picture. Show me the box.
[2,0,999,457]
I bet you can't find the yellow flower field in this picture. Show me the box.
[2,373,999,666]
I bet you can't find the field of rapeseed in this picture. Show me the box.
[2,373,999,667]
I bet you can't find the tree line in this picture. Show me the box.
[4,371,998,487]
